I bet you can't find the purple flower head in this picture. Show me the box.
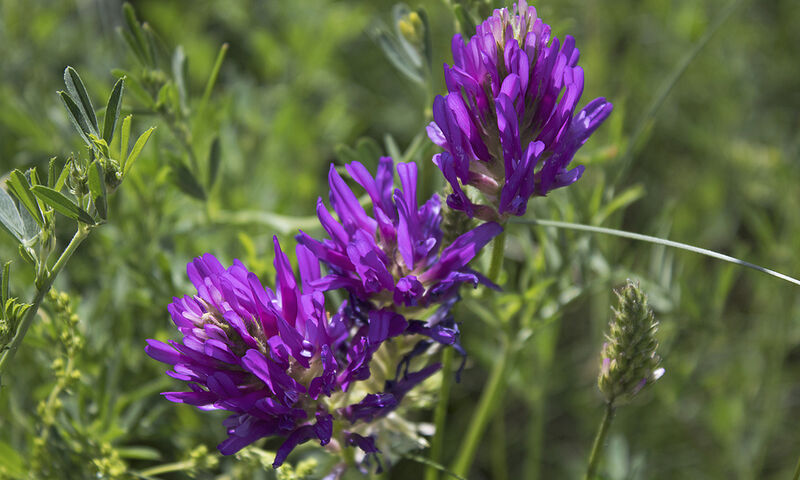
[427,1,613,220]
[297,158,502,308]
[145,238,412,467]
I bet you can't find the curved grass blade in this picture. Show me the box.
[514,218,800,287]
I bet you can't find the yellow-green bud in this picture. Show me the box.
[598,280,664,404]
[398,11,424,45]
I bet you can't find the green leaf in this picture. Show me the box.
[0,440,25,478]
[172,46,188,113]
[123,126,155,177]
[7,171,44,227]
[370,28,424,85]
[30,186,95,225]
[119,115,132,161]
[417,7,433,70]
[18,203,39,242]
[0,187,24,243]
[117,446,162,461]
[199,43,229,113]
[111,69,154,108]
[1,262,10,306]
[63,66,99,134]
[54,160,71,192]
[47,158,57,188]
[384,134,402,161]
[103,77,125,143]
[355,137,383,165]
[592,185,645,226]
[87,161,108,220]
[59,91,93,145]
[122,3,151,66]
[453,4,476,36]
[118,27,147,66]
[171,161,206,201]
[207,136,221,189]
[334,144,360,165]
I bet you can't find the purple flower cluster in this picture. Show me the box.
[147,159,501,467]
[427,1,613,220]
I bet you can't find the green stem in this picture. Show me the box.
[490,408,509,480]
[425,347,454,480]
[584,402,616,480]
[0,226,90,379]
[513,218,800,287]
[137,460,195,477]
[427,228,508,478]
[792,453,800,480]
[451,337,510,477]
[487,230,507,284]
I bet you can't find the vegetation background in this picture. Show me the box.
[1,0,799,478]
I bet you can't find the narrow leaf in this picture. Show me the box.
[0,187,24,242]
[1,262,10,305]
[171,162,206,201]
[119,27,147,65]
[122,3,152,66]
[116,446,162,461]
[200,43,229,112]
[453,5,476,36]
[7,171,44,227]
[63,67,99,134]
[111,69,154,108]
[47,158,57,188]
[59,91,93,145]
[207,136,221,189]
[87,161,108,220]
[19,202,40,242]
[119,115,132,161]
[172,46,188,113]
[30,186,95,225]
[417,7,433,71]
[371,29,424,85]
[123,127,155,177]
[103,77,125,143]
[54,160,71,192]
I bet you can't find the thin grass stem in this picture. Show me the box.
[513,218,800,288]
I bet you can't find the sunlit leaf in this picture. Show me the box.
[0,187,24,243]
[103,77,125,143]
[7,171,43,228]
[63,67,98,134]
[30,186,94,225]
[123,127,155,177]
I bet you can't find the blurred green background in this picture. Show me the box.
[1,0,800,478]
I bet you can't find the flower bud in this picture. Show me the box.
[598,280,664,403]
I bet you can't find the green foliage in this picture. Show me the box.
[1,0,800,479]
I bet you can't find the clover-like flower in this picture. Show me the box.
[145,238,419,467]
[427,1,613,220]
[296,157,502,309]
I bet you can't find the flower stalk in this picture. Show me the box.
[0,225,90,380]
[583,402,616,480]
